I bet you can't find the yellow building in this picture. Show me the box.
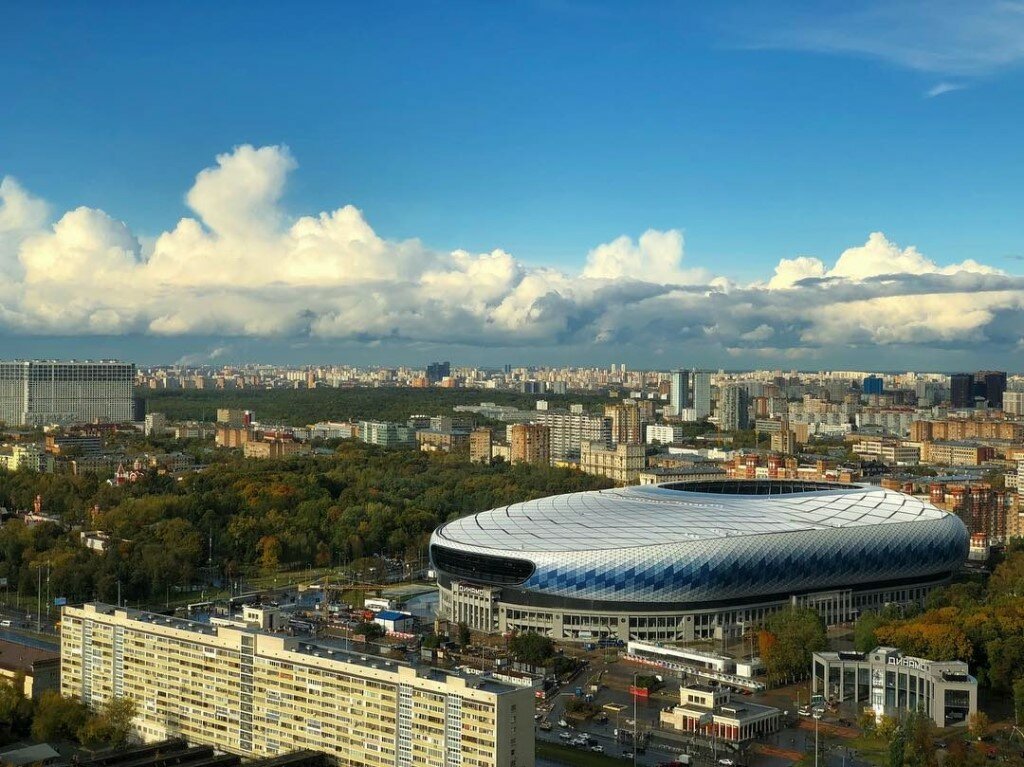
[243,439,308,459]
[579,440,645,485]
[0,640,59,699]
[61,604,534,767]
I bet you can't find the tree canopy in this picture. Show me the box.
[0,442,610,606]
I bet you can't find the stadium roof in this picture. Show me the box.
[434,481,952,553]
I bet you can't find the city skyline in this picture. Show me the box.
[3,3,1024,368]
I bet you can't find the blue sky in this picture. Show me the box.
[2,1,1024,367]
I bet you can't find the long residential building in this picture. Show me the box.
[0,360,136,426]
[61,603,534,767]
[532,410,611,462]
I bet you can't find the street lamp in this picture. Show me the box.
[813,707,824,767]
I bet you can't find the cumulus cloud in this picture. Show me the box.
[2,143,1024,362]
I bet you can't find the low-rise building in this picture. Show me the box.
[920,441,995,467]
[811,646,976,727]
[416,429,470,454]
[243,438,308,460]
[637,466,727,485]
[660,684,780,743]
[0,639,59,699]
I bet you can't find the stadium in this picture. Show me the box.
[429,480,969,643]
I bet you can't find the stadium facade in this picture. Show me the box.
[430,481,969,643]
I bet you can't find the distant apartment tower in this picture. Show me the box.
[1004,391,1024,416]
[691,370,712,420]
[533,410,612,462]
[604,401,645,445]
[359,420,416,447]
[426,360,451,384]
[670,369,690,416]
[719,385,750,431]
[143,412,166,437]
[949,373,974,408]
[470,427,493,463]
[862,375,883,395]
[510,423,550,466]
[0,360,136,426]
[61,603,533,766]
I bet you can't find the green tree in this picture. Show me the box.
[888,725,906,767]
[456,622,471,647]
[421,633,442,649]
[901,709,937,767]
[990,550,1024,598]
[0,677,33,741]
[31,691,90,742]
[760,608,827,681]
[854,611,886,652]
[508,632,554,666]
[352,621,384,640]
[77,696,136,749]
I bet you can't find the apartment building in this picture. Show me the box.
[851,439,920,465]
[509,423,550,466]
[61,603,534,767]
[533,411,611,462]
[0,360,136,426]
[243,439,308,460]
[919,441,995,467]
[910,419,1024,443]
[469,428,493,463]
[579,440,645,485]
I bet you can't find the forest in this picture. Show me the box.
[0,442,612,607]
[854,543,1024,695]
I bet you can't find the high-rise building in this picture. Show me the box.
[1003,391,1024,416]
[510,423,550,466]
[61,603,534,766]
[426,361,451,384]
[604,401,645,445]
[670,370,690,416]
[862,375,883,395]
[533,411,611,462]
[950,373,974,408]
[719,385,750,431]
[470,427,493,463]
[0,360,136,426]
[975,371,1007,409]
[691,371,712,420]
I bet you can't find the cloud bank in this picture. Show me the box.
[2,144,1024,363]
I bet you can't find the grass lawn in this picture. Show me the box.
[845,734,891,766]
[536,740,628,766]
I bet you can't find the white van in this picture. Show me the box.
[0,620,12,628]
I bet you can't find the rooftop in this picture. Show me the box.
[76,603,518,693]
[434,481,953,552]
